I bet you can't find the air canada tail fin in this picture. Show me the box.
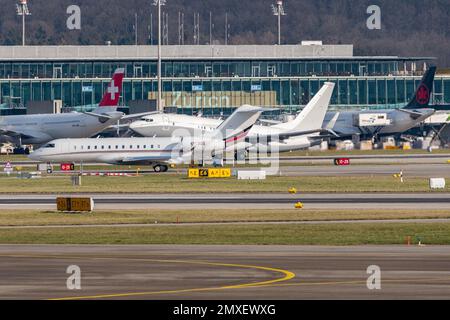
[212,105,263,143]
[95,68,125,112]
[272,82,335,132]
[404,66,436,110]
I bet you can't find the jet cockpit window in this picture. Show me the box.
[43,143,55,148]
[146,118,154,122]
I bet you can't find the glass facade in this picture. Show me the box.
[0,59,449,114]
[0,60,400,79]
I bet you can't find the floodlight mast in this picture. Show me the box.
[271,0,286,45]
[16,0,31,46]
[153,0,166,112]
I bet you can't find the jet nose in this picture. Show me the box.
[28,151,41,161]
[129,120,143,128]
[129,121,146,133]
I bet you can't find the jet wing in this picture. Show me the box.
[82,112,115,122]
[0,128,52,141]
[121,155,172,163]
[121,111,160,120]
[248,129,336,142]
[398,108,435,120]
[0,128,22,137]
[258,119,283,125]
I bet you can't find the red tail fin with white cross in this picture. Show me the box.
[99,68,125,107]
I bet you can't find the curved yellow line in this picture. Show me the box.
[0,254,295,300]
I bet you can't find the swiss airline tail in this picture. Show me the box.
[98,68,125,107]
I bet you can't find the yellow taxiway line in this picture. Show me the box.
[0,253,295,300]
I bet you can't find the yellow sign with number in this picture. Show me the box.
[208,168,231,178]
[187,168,231,178]
[188,169,200,178]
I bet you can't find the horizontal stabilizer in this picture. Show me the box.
[399,108,435,120]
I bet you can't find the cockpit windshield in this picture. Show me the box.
[42,143,55,148]
[139,118,154,122]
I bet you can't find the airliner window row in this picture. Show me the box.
[73,145,161,150]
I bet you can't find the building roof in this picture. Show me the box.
[1,44,355,61]
[0,45,435,62]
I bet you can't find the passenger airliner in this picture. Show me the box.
[321,66,437,138]
[0,68,125,145]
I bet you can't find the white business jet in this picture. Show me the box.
[29,105,264,172]
[129,82,335,153]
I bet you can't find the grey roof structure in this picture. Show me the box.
[0,44,358,61]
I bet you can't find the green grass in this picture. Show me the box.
[1,222,449,245]
[0,154,28,162]
[0,174,448,193]
[1,209,450,227]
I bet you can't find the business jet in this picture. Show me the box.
[29,105,264,172]
[0,68,125,145]
[130,82,336,153]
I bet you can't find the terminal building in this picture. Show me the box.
[0,43,449,115]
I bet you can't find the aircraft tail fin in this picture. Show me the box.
[212,105,263,143]
[404,66,436,110]
[272,82,335,132]
[94,68,125,113]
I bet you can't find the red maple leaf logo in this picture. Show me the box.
[416,85,429,105]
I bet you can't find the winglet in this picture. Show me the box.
[212,105,263,143]
[326,112,340,130]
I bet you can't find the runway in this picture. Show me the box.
[6,152,450,167]
[2,154,450,178]
[1,193,450,210]
[278,153,450,164]
[1,245,450,300]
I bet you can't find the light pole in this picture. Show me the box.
[16,0,31,46]
[153,0,166,112]
[225,13,230,45]
[271,0,286,45]
[134,12,138,45]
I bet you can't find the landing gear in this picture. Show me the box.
[234,150,247,161]
[153,164,169,173]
